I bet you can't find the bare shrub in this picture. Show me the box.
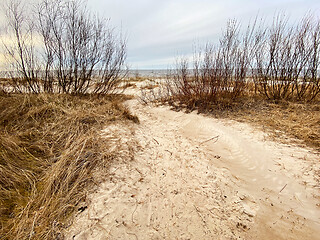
[1,0,127,94]
[2,0,42,93]
[165,19,254,109]
[301,16,320,101]
[253,14,320,101]
[253,15,294,100]
[166,14,320,108]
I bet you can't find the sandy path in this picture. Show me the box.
[66,90,320,239]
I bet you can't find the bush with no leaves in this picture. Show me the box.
[1,0,127,94]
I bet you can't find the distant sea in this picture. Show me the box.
[128,69,169,78]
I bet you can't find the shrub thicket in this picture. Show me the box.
[1,0,127,94]
[166,14,320,105]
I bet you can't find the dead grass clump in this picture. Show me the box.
[120,82,137,89]
[219,99,320,150]
[141,84,159,90]
[0,93,138,239]
[127,76,150,82]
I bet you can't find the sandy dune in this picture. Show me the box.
[66,87,320,239]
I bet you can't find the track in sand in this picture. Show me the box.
[66,85,320,240]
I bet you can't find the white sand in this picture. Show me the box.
[66,83,320,239]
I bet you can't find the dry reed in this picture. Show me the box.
[0,93,137,239]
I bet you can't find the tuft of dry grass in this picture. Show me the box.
[120,82,137,89]
[141,84,159,90]
[165,94,319,150]
[0,93,138,239]
[229,100,320,151]
[126,77,146,82]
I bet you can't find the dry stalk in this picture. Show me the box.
[0,93,138,239]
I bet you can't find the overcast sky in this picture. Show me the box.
[1,0,320,70]
[85,0,320,69]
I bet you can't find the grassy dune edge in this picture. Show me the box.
[0,93,137,239]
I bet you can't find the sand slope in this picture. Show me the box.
[66,93,320,239]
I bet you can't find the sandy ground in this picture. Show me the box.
[66,84,320,239]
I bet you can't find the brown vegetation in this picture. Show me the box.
[0,93,137,239]
[237,101,320,150]
[0,1,133,238]
[153,82,319,150]
[2,0,127,94]
[144,15,320,150]
[165,15,320,105]
[212,99,320,150]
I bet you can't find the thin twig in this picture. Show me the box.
[132,199,138,223]
[165,150,173,155]
[126,230,138,240]
[200,135,219,145]
[153,138,159,145]
[279,184,287,193]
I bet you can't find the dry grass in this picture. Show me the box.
[229,100,320,151]
[0,93,138,239]
[141,84,159,90]
[157,72,319,151]
[166,94,320,151]
[120,82,137,89]
[126,76,152,82]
